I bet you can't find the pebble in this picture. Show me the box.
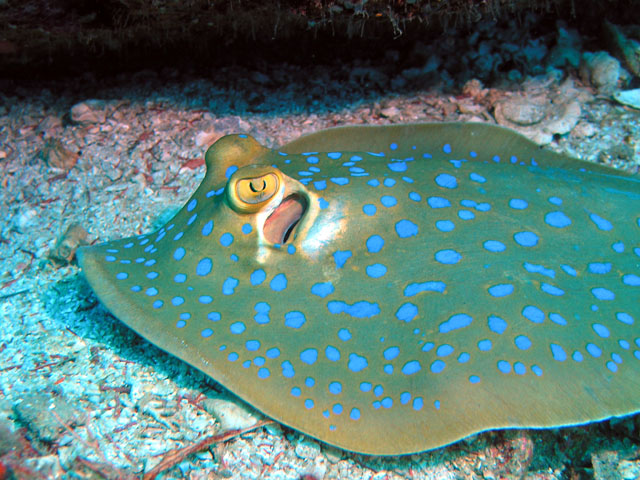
[37,139,79,171]
[202,396,262,431]
[613,88,640,109]
[71,99,108,124]
[294,437,321,460]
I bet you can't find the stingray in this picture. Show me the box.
[77,122,640,455]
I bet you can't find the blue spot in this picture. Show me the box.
[201,328,212,338]
[469,375,481,384]
[325,346,341,361]
[241,223,252,234]
[572,351,584,362]
[488,315,508,334]
[284,311,306,329]
[225,165,238,178]
[246,340,261,351]
[422,342,434,352]
[591,287,615,300]
[395,303,418,322]
[435,249,461,264]
[497,361,511,373]
[254,302,270,324]
[186,199,197,212]
[443,143,452,154]
[388,162,407,172]
[458,209,475,220]
[586,343,602,357]
[348,353,368,372]
[514,362,526,375]
[173,247,186,261]
[515,335,532,350]
[338,329,352,341]
[250,269,266,285]
[331,177,349,185]
[427,196,450,208]
[541,283,565,296]
[222,277,238,295]
[478,339,492,351]
[437,344,454,357]
[305,377,315,388]
[116,272,128,280]
[300,349,318,365]
[514,231,539,247]
[458,352,470,363]
[395,219,419,238]
[439,313,473,333]
[171,296,184,306]
[589,213,613,231]
[130,285,142,292]
[550,343,567,362]
[592,323,610,338]
[430,360,445,373]
[380,195,397,207]
[613,242,625,253]
[412,397,424,411]
[333,250,352,269]
[488,284,514,297]
[227,353,238,362]
[304,399,314,410]
[409,192,422,202]
[173,232,184,241]
[328,301,380,318]
[366,235,385,253]
[230,322,246,334]
[350,408,361,420]
[524,262,555,278]
[290,386,300,396]
[545,211,572,228]
[179,313,190,321]
[436,220,455,232]
[311,282,334,298]
[207,312,221,322]
[196,257,212,276]
[359,382,372,392]
[616,312,634,325]
[435,173,458,189]
[383,347,400,361]
[314,180,327,191]
[270,273,287,292]
[329,382,342,394]
[366,264,387,278]
[199,295,212,304]
[402,360,422,375]
[367,179,380,187]
[548,196,563,205]
[282,361,295,378]
[363,204,377,216]
[220,233,234,247]
[201,220,213,236]
[258,368,270,379]
[328,152,342,159]
[404,281,446,297]
[509,199,528,210]
[522,305,544,323]
[623,274,640,286]
[561,264,577,276]
[483,240,506,252]
[266,348,280,358]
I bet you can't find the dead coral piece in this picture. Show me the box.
[579,51,624,94]
[49,223,90,265]
[605,21,640,77]
[613,89,640,110]
[493,93,581,145]
[37,138,79,171]
[202,395,263,431]
[70,99,108,124]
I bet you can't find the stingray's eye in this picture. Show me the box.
[227,166,283,213]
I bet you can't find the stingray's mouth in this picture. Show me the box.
[264,194,308,244]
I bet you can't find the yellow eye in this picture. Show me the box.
[227,166,283,213]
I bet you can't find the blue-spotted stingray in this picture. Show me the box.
[78,122,640,455]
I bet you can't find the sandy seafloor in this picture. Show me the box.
[1,21,640,480]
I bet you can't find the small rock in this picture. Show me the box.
[613,89,640,109]
[37,138,79,171]
[49,223,90,265]
[572,121,597,138]
[71,99,108,124]
[592,450,621,480]
[202,396,262,431]
[12,208,38,232]
[13,393,82,443]
[294,437,321,460]
[618,460,640,480]
[580,51,622,93]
